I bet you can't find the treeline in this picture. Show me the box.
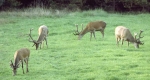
[0,0,150,12]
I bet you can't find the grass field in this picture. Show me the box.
[0,8,150,80]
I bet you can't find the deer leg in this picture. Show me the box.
[100,30,104,38]
[116,37,119,46]
[90,32,92,41]
[128,41,129,47]
[121,39,124,45]
[93,31,96,40]
[39,42,42,49]
[45,38,48,48]
[42,39,44,48]
[26,58,29,72]
[24,59,29,73]
[24,59,26,69]
[40,41,44,48]
[42,41,44,48]
[21,61,25,74]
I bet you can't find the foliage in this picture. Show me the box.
[0,0,21,9]
[0,0,4,6]
[0,0,150,12]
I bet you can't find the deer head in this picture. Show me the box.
[74,24,80,35]
[28,28,41,50]
[10,60,20,76]
[134,30,144,48]
[73,24,83,35]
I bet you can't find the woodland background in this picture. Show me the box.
[0,0,150,12]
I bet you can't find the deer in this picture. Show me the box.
[28,25,49,50]
[115,26,144,48]
[74,21,106,40]
[10,48,30,76]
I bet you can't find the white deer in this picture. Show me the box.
[29,25,49,50]
[74,21,106,40]
[115,26,144,48]
[10,48,30,76]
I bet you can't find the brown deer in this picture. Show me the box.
[10,48,30,76]
[28,25,49,50]
[74,21,106,40]
[115,26,144,48]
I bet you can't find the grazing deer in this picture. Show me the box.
[10,48,30,76]
[74,21,106,40]
[115,26,144,48]
[29,25,49,50]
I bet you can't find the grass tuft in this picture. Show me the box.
[81,9,108,17]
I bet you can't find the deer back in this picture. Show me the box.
[38,25,48,36]
[14,48,30,66]
[37,25,48,42]
[87,21,106,30]
[115,26,135,42]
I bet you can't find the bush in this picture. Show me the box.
[0,0,21,10]
[0,0,4,7]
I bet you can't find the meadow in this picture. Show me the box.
[0,8,150,80]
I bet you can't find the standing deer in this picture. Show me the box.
[29,25,49,50]
[115,26,144,48]
[10,48,30,76]
[74,21,106,40]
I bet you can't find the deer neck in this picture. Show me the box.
[78,27,88,39]
[14,57,19,67]
[80,27,89,36]
[37,34,45,43]
[128,36,136,43]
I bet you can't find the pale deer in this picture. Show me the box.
[29,25,49,50]
[115,26,144,48]
[10,48,30,76]
[74,21,106,40]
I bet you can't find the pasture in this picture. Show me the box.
[0,8,150,80]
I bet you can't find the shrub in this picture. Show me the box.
[0,0,21,9]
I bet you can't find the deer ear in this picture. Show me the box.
[134,33,137,35]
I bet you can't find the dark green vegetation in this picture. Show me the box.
[0,9,150,80]
[1,0,150,12]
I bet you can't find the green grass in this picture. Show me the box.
[0,8,150,80]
